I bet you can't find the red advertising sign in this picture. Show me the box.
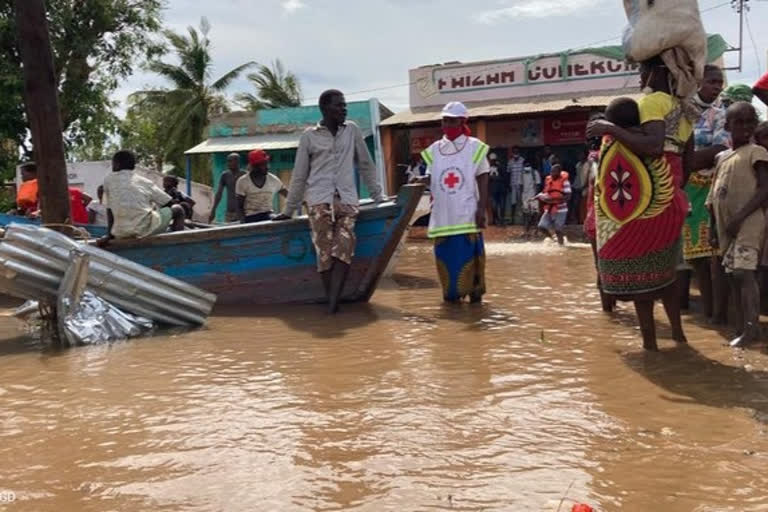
[543,113,588,145]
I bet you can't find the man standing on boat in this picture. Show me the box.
[274,89,385,313]
[418,101,490,303]
[209,153,246,223]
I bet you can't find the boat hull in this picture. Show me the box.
[106,185,423,305]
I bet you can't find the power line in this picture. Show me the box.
[744,11,762,73]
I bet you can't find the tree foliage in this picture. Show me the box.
[0,0,165,161]
[132,17,254,176]
[118,96,171,173]
[236,59,303,110]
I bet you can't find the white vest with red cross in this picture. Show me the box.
[421,136,489,238]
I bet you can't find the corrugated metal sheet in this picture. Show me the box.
[185,128,374,155]
[185,133,302,155]
[0,224,216,326]
[379,91,644,126]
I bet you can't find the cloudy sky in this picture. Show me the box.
[118,0,768,113]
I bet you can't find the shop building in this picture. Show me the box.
[379,35,729,194]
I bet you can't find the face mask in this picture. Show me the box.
[443,120,471,141]
[443,125,463,141]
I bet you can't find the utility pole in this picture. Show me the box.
[726,0,750,72]
[14,0,71,226]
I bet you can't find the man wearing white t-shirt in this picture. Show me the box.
[235,149,288,223]
[418,101,490,303]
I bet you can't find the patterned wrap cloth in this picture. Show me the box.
[683,98,730,261]
[434,233,486,301]
[595,92,691,295]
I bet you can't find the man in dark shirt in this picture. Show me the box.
[209,153,246,223]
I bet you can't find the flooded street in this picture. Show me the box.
[2,241,768,511]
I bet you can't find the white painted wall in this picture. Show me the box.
[16,161,213,223]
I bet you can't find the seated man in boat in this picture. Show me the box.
[236,149,288,223]
[163,175,196,220]
[99,150,185,244]
[274,89,386,313]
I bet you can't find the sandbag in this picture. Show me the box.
[622,0,707,98]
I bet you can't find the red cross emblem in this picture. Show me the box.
[444,172,460,189]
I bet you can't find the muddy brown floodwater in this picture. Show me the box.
[1,241,768,511]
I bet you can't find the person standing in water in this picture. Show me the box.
[681,65,730,323]
[587,56,694,352]
[507,146,525,223]
[419,101,490,303]
[274,89,385,314]
[535,163,571,245]
[708,102,768,348]
[209,153,246,223]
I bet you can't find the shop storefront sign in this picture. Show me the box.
[543,113,589,145]
[410,51,639,108]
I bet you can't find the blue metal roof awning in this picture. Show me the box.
[184,133,302,155]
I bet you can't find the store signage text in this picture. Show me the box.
[435,58,638,93]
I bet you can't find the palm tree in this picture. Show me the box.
[132,18,255,170]
[236,59,303,110]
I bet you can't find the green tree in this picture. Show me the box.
[0,0,165,160]
[236,59,303,110]
[118,95,173,173]
[134,17,254,176]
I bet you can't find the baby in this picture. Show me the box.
[604,96,641,131]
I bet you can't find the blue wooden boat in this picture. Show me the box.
[0,213,107,238]
[104,184,424,305]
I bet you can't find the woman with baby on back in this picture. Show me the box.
[587,55,696,351]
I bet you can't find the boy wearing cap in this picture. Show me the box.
[275,89,385,314]
[236,149,288,223]
[420,101,490,303]
[210,153,246,223]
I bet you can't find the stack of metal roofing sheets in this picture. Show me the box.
[0,223,216,326]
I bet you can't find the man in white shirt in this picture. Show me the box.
[236,149,288,223]
[100,150,185,244]
[418,101,490,303]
